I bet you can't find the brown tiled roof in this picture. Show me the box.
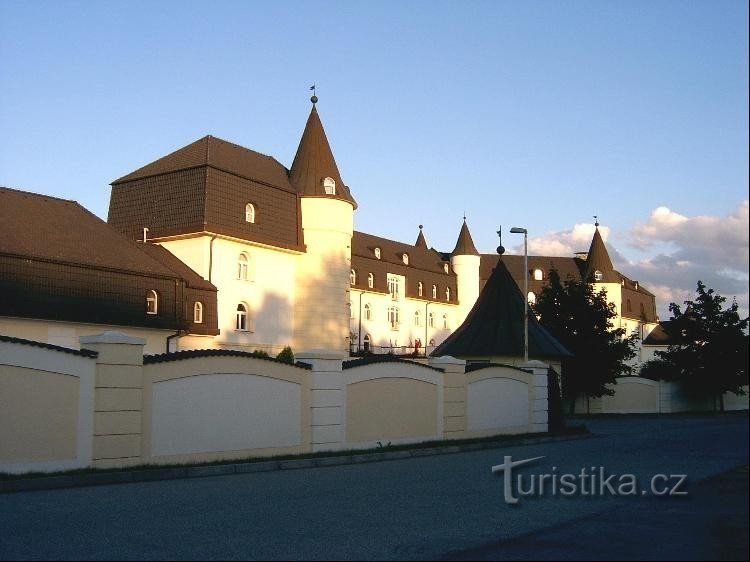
[642,322,673,345]
[432,257,571,359]
[415,227,428,249]
[584,227,617,282]
[137,243,216,291]
[289,105,357,208]
[451,220,480,256]
[108,142,304,251]
[112,136,295,191]
[1,187,182,277]
[0,187,219,335]
[351,231,456,302]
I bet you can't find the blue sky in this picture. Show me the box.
[1,0,748,318]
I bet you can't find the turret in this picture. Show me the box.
[291,97,355,352]
[449,219,481,326]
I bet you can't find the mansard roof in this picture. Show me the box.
[351,231,457,302]
[289,104,357,208]
[0,187,218,334]
[451,220,480,256]
[432,257,571,359]
[112,135,294,191]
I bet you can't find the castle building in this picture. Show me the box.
[1,98,660,357]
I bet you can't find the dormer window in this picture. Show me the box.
[402,253,409,265]
[432,285,437,299]
[146,290,158,315]
[374,247,381,260]
[445,287,450,301]
[245,203,255,223]
[350,269,356,285]
[443,264,449,274]
[533,269,543,281]
[367,273,374,289]
[323,177,336,195]
[594,270,603,281]
[418,282,423,297]
[194,302,203,323]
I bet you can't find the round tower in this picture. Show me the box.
[450,219,481,326]
[290,98,356,352]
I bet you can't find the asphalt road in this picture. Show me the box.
[1,413,747,561]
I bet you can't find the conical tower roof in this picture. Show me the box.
[584,225,617,282]
[415,225,428,249]
[431,257,570,359]
[451,220,480,256]
[289,103,357,208]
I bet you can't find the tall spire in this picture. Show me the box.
[451,219,479,256]
[289,100,357,208]
[584,223,616,282]
[415,224,428,249]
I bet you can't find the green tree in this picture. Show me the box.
[534,269,637,413]
[275,346,295,364]
[640,281,748,410]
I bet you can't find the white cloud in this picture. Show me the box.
[520,223,610,257]
[515,201,749,320]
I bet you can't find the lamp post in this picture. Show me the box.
[510,227,528,363]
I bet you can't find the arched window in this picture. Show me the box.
[374,247,381,260]
[402,253,409,265]
[443,263,450,274]
[534,269,543,281]
[146,290,158,315]
[323,177,336,195]
[245,203,255,223]
[418,282,423,297]
[432,285,437,299]
[238,253,249,280]
[445,287,450,301]
[364,303,372,321]
[388,307,400,330]
[363,334,371,352]
[594,270,603,281]
[414,310,421,326]
[527,291,536,305]
[367,272,374,289]
[350,269,356,285]
[194,302,203,323]
[428,312,435,328]
[442,314,449,330]
[236,303,248,331]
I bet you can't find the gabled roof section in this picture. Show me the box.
[432,257,571,359]
[0,187,182,277]
[451,220,480,256]
[112,135,294,192]
[352,231,450,275]
[289,105,357,208]
[415,225,428,249]
[584,226,617,282]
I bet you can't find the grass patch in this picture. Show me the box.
[0,425,589,482]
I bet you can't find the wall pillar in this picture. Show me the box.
[80,332,145,469]
[297,350,346,453]
[429,355,467,439]
[520,360,549,433]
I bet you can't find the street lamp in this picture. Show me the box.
[510,227,528,363]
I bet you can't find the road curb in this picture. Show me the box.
[0,432,592,494]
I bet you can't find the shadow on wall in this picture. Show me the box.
[293,253,351,354]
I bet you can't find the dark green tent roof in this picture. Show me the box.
[432,257,571,359]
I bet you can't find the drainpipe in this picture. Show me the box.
[358,291,363,353]
[208,235,217,284]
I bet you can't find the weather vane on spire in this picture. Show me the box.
[310,84,317,104]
